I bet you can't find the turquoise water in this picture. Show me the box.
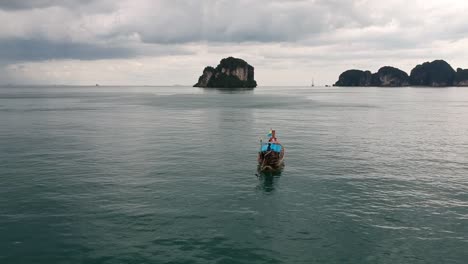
[1,86,468,263]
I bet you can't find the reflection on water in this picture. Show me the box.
[2,86,468,263]
[256,168,282,193]
[200,87,255,94]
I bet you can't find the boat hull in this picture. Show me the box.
[257,145,285,171]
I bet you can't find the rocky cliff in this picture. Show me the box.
[409,60,456,87]
[373,66,409,86]
[194,57,257,88]
[334,66,409,87]
[335,60,468,87]
[334,70,373,86]
[455,68,468,86]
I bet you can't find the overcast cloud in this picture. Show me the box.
[1,0,468,85]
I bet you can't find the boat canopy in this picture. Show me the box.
[261,143,282,153]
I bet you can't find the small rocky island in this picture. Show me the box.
[335,60,468,87]
[194,57,257,88]
[455,68,468,86]
[334,66,409,87]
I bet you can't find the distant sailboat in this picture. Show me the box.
[311,78,315,87]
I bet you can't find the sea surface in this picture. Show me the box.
[1,85,468,264]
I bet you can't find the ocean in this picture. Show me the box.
[1,85,467,263]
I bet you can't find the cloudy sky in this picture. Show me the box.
[1,0,468,86]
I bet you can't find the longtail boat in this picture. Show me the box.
[258,130,285,171]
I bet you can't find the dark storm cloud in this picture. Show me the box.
[0,0,374,45]
[0,0,468,63]
[0,0,95,10]
[0,38,194,62]
[0,39,136,61]
[115,0,367,44]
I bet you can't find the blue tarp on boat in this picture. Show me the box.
[261,143,282,153]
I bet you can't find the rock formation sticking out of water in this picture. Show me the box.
[334,66,409,87]
[194,57,257,88]
[334,70,373,86]
[455,68,468,86]
[335,60,468,87]
[373,66,410,87]
[409,60,455,87]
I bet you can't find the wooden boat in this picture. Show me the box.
[258,130,285,171]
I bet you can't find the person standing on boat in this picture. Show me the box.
[268,130,278,143]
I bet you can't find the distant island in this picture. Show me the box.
[334,60,468,87]
[194,57,257,88]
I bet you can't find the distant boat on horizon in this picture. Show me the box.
[311,78,314,87]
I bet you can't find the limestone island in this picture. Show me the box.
[194,57,257,88]
[334,60,468,87]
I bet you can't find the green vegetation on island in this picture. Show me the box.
[455,68,468,86]
[334,70,373,86]
[409,60,455,86]
[194,57,257,88]
[335,60,468,87]
[374,66,410,86]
